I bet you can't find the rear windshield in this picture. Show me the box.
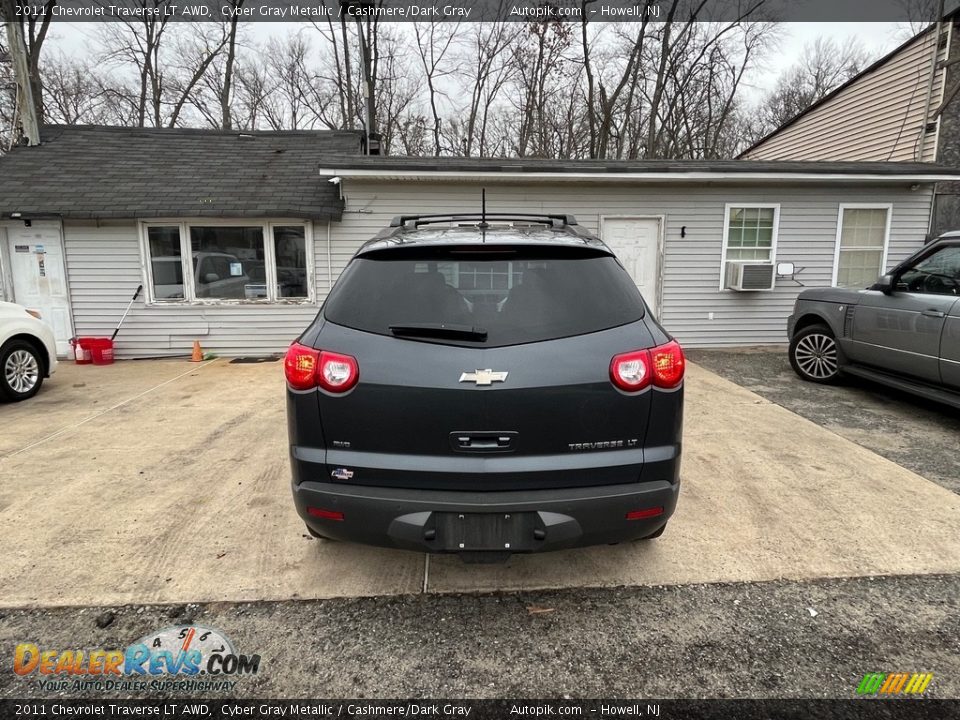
[323,247,646,346]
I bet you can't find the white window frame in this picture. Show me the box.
[138,219,315,305]
[831,203,892,288]
[719,203,780,291]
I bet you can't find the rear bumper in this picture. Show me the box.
[293,479,680,554]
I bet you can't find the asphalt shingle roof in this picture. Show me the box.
[0,125,363,220]
[316,154,960,177]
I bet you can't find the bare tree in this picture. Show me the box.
[754,36,869,135]
[97,0,175,127]
[579,3,653,158]
[0,34,16,150]
[510,18,576,157]
[6,0,55,123]
[413,20,460,155]
[450,21,521,156]
[41,50,114,125]
[165,24,233,127]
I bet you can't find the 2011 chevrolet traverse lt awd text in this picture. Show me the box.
[284,214,684,561]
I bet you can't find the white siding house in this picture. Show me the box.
[741,24,950,163]
[2,126,958,357]
[319,172,940,348]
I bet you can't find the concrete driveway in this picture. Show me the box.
[2,357,960,608]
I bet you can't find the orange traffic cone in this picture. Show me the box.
[190,340,204,362]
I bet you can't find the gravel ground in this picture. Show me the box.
[686,347,960,495]
[2,574,958,699]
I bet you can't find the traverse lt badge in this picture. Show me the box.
[459,369,508,386]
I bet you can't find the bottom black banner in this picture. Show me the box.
[1,699,958,720]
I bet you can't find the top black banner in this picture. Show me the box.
[6,0,959,23]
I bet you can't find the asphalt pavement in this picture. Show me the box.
[1,574,957,699]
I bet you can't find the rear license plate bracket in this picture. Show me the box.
[435,512,536,552]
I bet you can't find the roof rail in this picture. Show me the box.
[389,213,579,229]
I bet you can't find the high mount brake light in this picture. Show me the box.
[284,343,359,393]
[610,340,685,392]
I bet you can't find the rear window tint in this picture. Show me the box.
[323,248,645,346]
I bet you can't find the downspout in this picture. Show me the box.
[919,2,946,239]
[326,220,333,295]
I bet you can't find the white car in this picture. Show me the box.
[0,301,58,402]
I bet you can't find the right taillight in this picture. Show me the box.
[650,340,685,388]
[611,340,684,392]
[284,343,359,393]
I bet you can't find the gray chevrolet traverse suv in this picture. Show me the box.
[285,214,684,560]
[788,233,960,408]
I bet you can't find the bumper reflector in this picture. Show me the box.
[307,507,345,521]
[626,507,664,521]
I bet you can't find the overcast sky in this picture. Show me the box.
[52,20,911,105]
[746,22,907,98]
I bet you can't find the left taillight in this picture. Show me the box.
[284,342,320,390]
[284,342,359,393]
[317,350,359,393]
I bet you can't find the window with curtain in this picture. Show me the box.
[836,207,889,289]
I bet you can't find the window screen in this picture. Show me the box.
[726,207,775,262]
[148,226,184,299]
[273,226,308,298]
[723,207,777,288]
[836,208,888,289]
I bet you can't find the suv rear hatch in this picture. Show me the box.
[299,242,671,491]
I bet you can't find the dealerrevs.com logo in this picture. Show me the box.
[13,625,261,693]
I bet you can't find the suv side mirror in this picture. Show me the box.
[875,273,895,294]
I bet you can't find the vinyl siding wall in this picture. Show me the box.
[743,27,949,163]
[59,181,933,355]
[332,181,934,348]
[63,220,325,358]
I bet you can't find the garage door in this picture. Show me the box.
[601,217,661,316]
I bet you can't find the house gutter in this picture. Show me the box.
[318,169,958,184]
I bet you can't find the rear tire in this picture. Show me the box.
[305,525,337,541]
[789,324,842,384]
[0,339,45,402]
[640,523,667,540]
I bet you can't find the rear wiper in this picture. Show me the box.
[388,323,488,341]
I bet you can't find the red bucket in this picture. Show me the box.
[77,337,114,365]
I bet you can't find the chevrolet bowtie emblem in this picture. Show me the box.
[459,369,508,386]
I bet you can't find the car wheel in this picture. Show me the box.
[0,339,44,402]
[789,324,842,384]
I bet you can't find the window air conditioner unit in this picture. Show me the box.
[726,262,776,291]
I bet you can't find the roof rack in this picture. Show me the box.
[389,213,579,229]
